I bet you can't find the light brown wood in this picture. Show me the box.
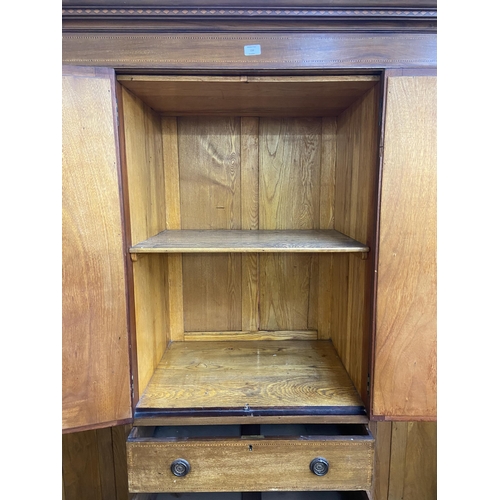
[62,66,131,431]
[178,116,243,332]
[182,253,242,332]
[121,88,166,245]
[398,422,437,500]
[241,117,260,332]
[372,421,437,500]
[121,88,169,395]
[136,341,364,412]
[127,427,374,492]
[373,76,437,419]
[369,421,392,500]
[130,229,369,253]
[117,75,379,117]
[131,255,168,395]
[318,116,337,339]
[331,83,380,406]
[161,117,184,342]
[387,422,407,500]
[184,330,318,341]
[259,118,321,331]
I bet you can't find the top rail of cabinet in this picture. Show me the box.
[117,75,380,117]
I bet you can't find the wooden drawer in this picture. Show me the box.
[127,424,374,493]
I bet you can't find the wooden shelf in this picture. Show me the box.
[130,229,369,254]
[135,340,365,419]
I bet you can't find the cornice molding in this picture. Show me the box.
[62,7,437,19]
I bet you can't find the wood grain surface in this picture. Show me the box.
[184,330,318,341]
[117,76,379,117]
[120,87,169,395]
[179,116,242,332]
[136,341,363,412]
[161,116,184,342]
[62,421,436,499]
[62,32,436,70]
[241,117,260,332]
[372,76,437,419]
[62,424,132,500]
[62,66,131,431]
[127,430,374,492]
[259,118,321,331]
[369,421,436,500]
[331,84,380,406]
[130,229,369,253]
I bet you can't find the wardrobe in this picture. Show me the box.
[62,2,436,498]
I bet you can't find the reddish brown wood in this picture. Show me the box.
[62,32,436,70]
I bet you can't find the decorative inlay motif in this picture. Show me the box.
[62,7,437,18]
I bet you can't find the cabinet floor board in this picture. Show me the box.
[135,340,364,418]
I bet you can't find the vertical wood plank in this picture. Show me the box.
[369,420,437,500]
[179,117,242,332]
[373,76,437,419]
[179,116,241,229]
[113,424,133,500]
[370,421,392,500]
[132,255,168,395]
[163,116,181,230]
[121,88,166,245]
[307,254,319,330]
[166,255,184,341]
[402,422,437,500]
[62,430,102,500]
[241,117,260,231]
[62,424,135,500]
[387,422,408,500]
[332,84,380,404]
[96,428,117,500]
[241,117,260,331]
[183,253,242,331]
[320,117,337,230]
[121,88,169,394]
[259,253,314,330]
[259,118,321,230]
[259,118,321,330]
[62,67,131,431]
[162,117,184,342]
[318,117,337,339]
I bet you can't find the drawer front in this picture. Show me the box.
[127,426,373,493]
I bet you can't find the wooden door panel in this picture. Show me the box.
[372,76,437,419]
[62,66,131,431]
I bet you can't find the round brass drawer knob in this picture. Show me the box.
[171,459,191,477]
[310,457,329,476]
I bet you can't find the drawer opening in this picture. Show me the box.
[132,492,370,500]
[129,424,372,440]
